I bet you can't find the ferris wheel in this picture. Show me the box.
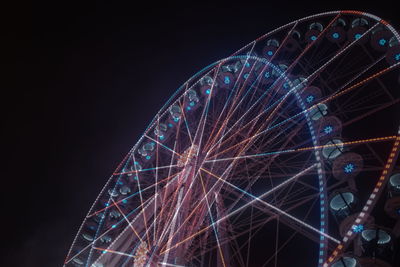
[64,11,400,267]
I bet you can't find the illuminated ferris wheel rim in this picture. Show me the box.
[65,10,400,267]
[140,10,400,142]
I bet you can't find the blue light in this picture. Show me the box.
[189,101,195,106]
[159,135,164,140]
[324,125,333,134]
[264,71,270,78]
[186,106,191,110]
[102,251,107,254]
[224,76,230,84]
[352,224,364,233]
[395,53,400,61]
[245,62,250,68]
[379,38,387,46]
[306,95,315,103]
[173,117,179,122]
[205,89,211,94]
[355,33,362,40]
[267,50,273,56]
[243,73,249,79]
[146,155,151,160]
[168,123,173,128]
[344,163,355,174]
[332,32,339,39]
[311,35,317,41]
[122,199,128,204]
[112,224,116,228]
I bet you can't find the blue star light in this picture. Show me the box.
[379,38,387,46]
[306,95,315,103]
[324,125,333,134]
[332,32,339,39]
[344,163,355,174]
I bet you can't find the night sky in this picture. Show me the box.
[3,1,399,266]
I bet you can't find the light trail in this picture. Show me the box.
[160,164,319,255]
[65,197,155,264]
[200,167,340,244]
[111,199,144,243]
[198,172,227,267]
[145,134,182,157]
[205,136,397,163]
[87,171,180,218]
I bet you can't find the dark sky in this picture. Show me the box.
[3,1,399,266]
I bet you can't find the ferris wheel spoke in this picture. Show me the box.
[233,183,340,244]
[205,135,397,166]
[191,63,225,150]
[155,131,181,242]
[198,172,228,267]
[202,53,261,152]
[361,45,396,100]
[206,81,291,156]
[144,134,181,157]
[65,195,156,265]
[178,100,194,145]
[111,199,146,244]
[87,171,180,218]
